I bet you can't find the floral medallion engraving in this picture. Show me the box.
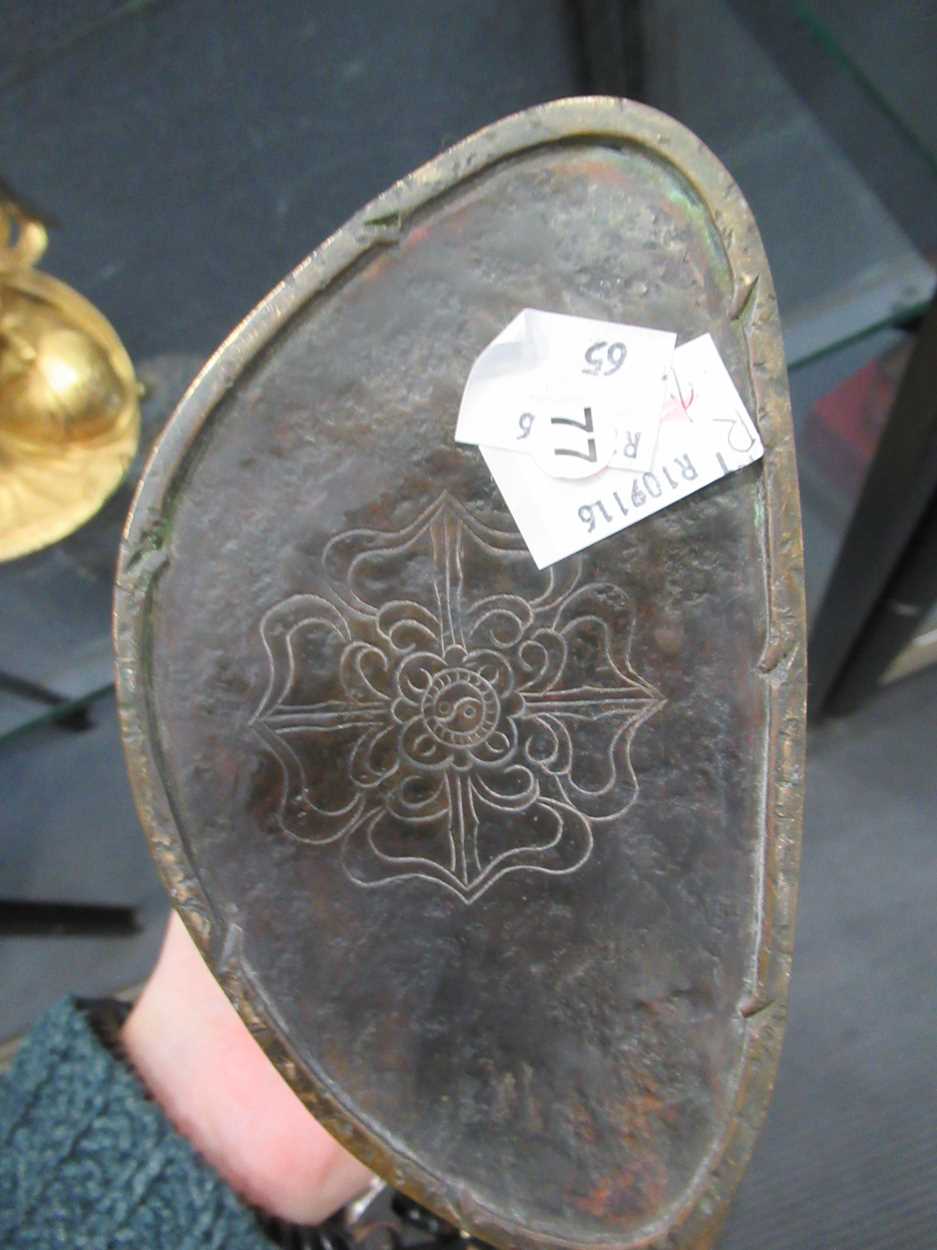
[252,493,664,902]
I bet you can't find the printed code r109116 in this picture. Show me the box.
[578,454,698,532]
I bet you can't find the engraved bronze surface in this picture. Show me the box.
[252,492,665,903]
[115,98,805,1250]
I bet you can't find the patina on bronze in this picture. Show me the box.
[115,98,805,1250]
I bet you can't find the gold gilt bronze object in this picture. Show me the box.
[0,186,139,561]
[116,99,805,1250]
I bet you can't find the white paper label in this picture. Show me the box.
[456,309,676,476]
[458,314,763,568]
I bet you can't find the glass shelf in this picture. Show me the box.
[787,324,912,616]
[636,0,936,369]
[799,0,937,174]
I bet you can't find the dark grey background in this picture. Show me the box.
[1,3,935,1249]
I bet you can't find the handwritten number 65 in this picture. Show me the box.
[583,340,626,376]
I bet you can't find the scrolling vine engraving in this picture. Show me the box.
[252,493,663,902]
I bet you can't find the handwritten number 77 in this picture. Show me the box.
[551,406,597,463]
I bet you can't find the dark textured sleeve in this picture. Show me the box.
[0,997,272,1250]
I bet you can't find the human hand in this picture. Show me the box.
[121,911,373,1224]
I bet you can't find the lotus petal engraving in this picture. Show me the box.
[252,493,664,902]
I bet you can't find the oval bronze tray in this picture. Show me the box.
[115,97,805,1250]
